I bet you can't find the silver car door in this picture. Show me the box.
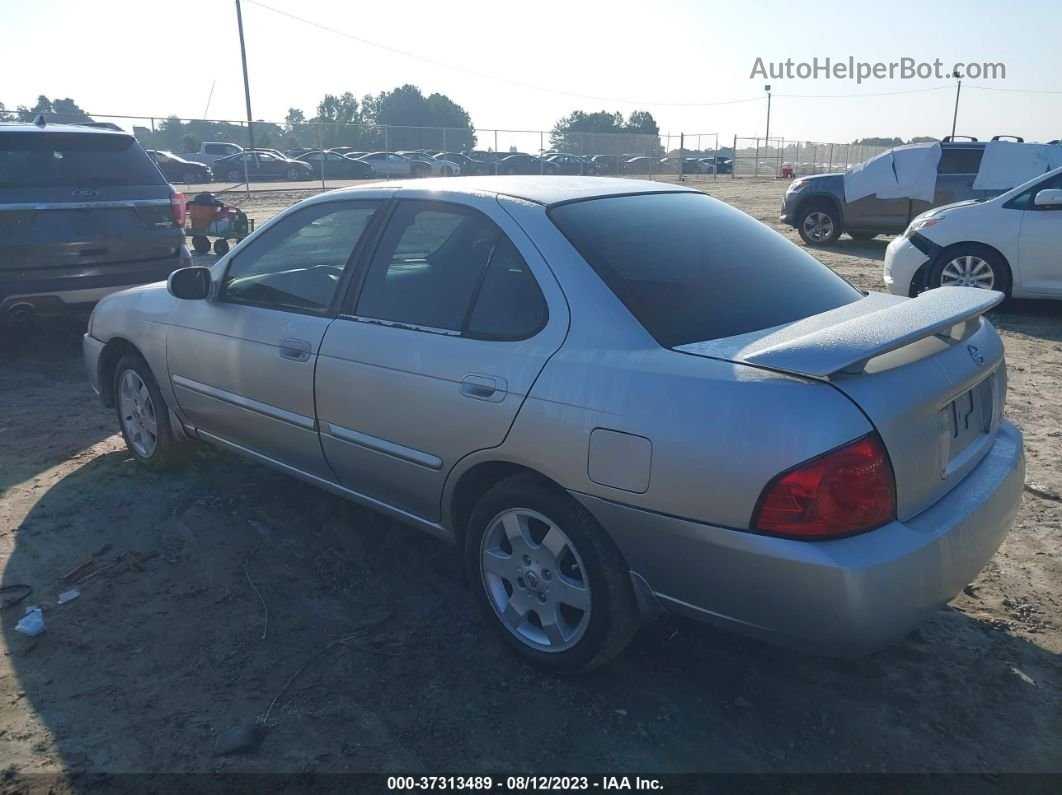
[315,196,569,522]
[1017,175,1062,295]
[167,199,384,477]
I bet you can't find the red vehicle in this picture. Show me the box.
[186,194,252,256]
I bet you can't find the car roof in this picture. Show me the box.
[317,175,700,207]
[0,121,130,137]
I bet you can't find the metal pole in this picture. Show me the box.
[731,134,737,179]
[679,133,684,182]
[950,78,962,139]
[317,123,325,190]
[235,0,255,196]
[494,129,499,175]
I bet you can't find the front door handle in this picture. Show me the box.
[279,338,312,362]
[460,374,507,402]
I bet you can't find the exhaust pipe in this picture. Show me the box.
[6,302,36,323]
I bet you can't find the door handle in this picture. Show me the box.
[279,338,312,362]
[460,374,507,402]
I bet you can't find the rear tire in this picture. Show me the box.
[286,167,302,181]
[928,244,1011,295]
[181,170,199,184]
[114,353,191,472]
[464,475,640,673]
[191,236,211,255]
[226,168,242,182]
[213,239,230,256]
[796,202,842,246]
[848,231,877,241]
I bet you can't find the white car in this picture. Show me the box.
[885,166,1062,299]
[397,151,462,177]
[356,152,432,178]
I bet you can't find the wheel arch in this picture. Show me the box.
[932,240,1014,293]
[97,337,146,408]
[795,193,845,228]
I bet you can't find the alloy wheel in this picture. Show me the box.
[480,508,591,653]
[939,255,995,289]
[802,211,835,243]
[118,369,158,458]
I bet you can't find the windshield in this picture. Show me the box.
[549,191,862,347]
[0,132,166,188]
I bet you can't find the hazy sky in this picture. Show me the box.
[3,0,1060,150]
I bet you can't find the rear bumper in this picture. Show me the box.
[575,420,1025,657]
[0,248,189,317]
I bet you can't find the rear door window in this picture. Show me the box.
[549,191,862,347]
[937,148,984,175]
[0,132,166,188]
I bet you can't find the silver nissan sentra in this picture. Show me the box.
[83,177,1025,672]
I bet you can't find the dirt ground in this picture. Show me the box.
[1,178,1060,784]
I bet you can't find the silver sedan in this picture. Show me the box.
[84,177,1024,672]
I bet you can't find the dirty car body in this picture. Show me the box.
[83,177,1024,670]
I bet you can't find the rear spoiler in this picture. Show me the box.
[678,288,1003,379]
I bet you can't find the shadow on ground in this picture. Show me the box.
[2,443,1059,776]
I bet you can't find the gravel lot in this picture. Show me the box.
[1,177,1059,784]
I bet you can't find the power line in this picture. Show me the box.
[243,0,764,108]
[776,85,953,99]
[964,84,1062,95]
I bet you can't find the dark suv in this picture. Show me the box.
[779,139,1009,245]
[0,121,189,322]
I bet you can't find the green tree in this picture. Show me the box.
[0,102,14,121]
[22,95,92,123]
[909,136,940,143]
[362,84,475,150]
[312,92,363,149]
[549,110,661,155]
[180,133,201,153]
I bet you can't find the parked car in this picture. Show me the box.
[0,121,189,322]
[621,156,660,174]
[84,177,1023,672]
[884,166,1062,299]
[295,150,377,180]
[591,154,622,175]
[179,141,243,168]
[356,152,432,178]
[397,151,461,176]
[542,154,599,175]
[213,151,314,182]
[147,150,212,184]
[436,152,492,176]
[286,147,315,158]
[780,140,998,245]
[496,154,542,175]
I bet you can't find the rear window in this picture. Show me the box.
[549,192,862,347]
[0,132,165,188]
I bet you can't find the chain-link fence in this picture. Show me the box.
[5,111,732,191]
[7,109,900,190]
[730,136,892,178]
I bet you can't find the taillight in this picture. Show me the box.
[170,191,187,228]
[753,434,896,540]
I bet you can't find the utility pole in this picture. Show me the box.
[950,76,963,139]
[235,0,254,193]
[764,84,772,143]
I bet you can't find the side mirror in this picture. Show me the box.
[1033,188,1062,208]
[167,266,212,300]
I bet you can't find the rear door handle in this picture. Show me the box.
[279,338,312,362]
[460,374,507,402]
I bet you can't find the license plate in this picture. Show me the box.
[940,375,995,466]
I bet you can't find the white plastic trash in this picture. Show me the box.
[15,607,45,637]
[57,589,80,605]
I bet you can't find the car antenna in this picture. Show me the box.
[33,113,46,128]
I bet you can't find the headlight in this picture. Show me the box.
[787,178,810,193]
[904,217,941,239]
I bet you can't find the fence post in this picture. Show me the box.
[731,135,737,178]
[494,129,499,175]
[317,123,326,190]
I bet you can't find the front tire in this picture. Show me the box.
[465,475,640,673]
[286,167,302,181]
[226,168,242,182]
[928,244,1011,295]
[181,170,199,184]
[797,202,842,245]
[114,353,191,471]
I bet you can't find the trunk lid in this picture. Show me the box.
[677,288,1008,521]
